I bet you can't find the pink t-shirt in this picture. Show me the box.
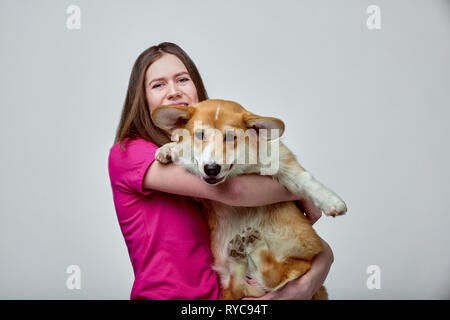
[108,137,221,300]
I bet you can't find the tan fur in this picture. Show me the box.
[151,99,347,300]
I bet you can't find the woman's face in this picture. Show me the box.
[145,54,199,111]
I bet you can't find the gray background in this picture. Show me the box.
[1,0,449,299]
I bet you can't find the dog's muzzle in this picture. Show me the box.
[203,164,224,184]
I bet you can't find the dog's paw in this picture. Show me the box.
[241,227,264,254]
[321,192,347,217]
[228,234,247,260]
[155,143,176,164]
[241,227,269,255]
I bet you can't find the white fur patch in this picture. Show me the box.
[215,104,221,121]
[201,140,215,165]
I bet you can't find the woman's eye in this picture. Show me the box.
[195,130,205,140]
[152,83,163,89]
[178,77,189,83]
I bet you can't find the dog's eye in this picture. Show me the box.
[195,130,205,140]
[225,132,236,142]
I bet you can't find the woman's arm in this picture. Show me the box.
[243,237,334,300]
[144,161,298,207]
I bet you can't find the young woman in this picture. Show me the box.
[108,42,334,300]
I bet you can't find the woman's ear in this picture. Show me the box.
[243,114,285,140]
[151,105,194,132]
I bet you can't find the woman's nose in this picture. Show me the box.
[167,82,182,99]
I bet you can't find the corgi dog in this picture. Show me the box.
[151,99,346,299]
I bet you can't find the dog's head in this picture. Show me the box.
[151,99,284,185]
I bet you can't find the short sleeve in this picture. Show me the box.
[108,138,159,196]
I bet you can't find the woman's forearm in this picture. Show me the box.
[224,174,297,207]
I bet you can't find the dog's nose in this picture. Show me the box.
[204,164,221,177]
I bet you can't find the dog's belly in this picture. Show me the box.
[209,203,266,257]
[205,202,266,279]
[206,200,320,289]
[207,201,305,279]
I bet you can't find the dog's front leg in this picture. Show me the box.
[294,171,347,217]
[155,142,180,164]
[276,144,347,217]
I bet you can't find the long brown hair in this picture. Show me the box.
[114,42,208,148]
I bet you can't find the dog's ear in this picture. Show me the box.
[243,114,285,140]
[151,105,194,132]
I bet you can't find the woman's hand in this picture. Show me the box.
[243,237,334,300]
